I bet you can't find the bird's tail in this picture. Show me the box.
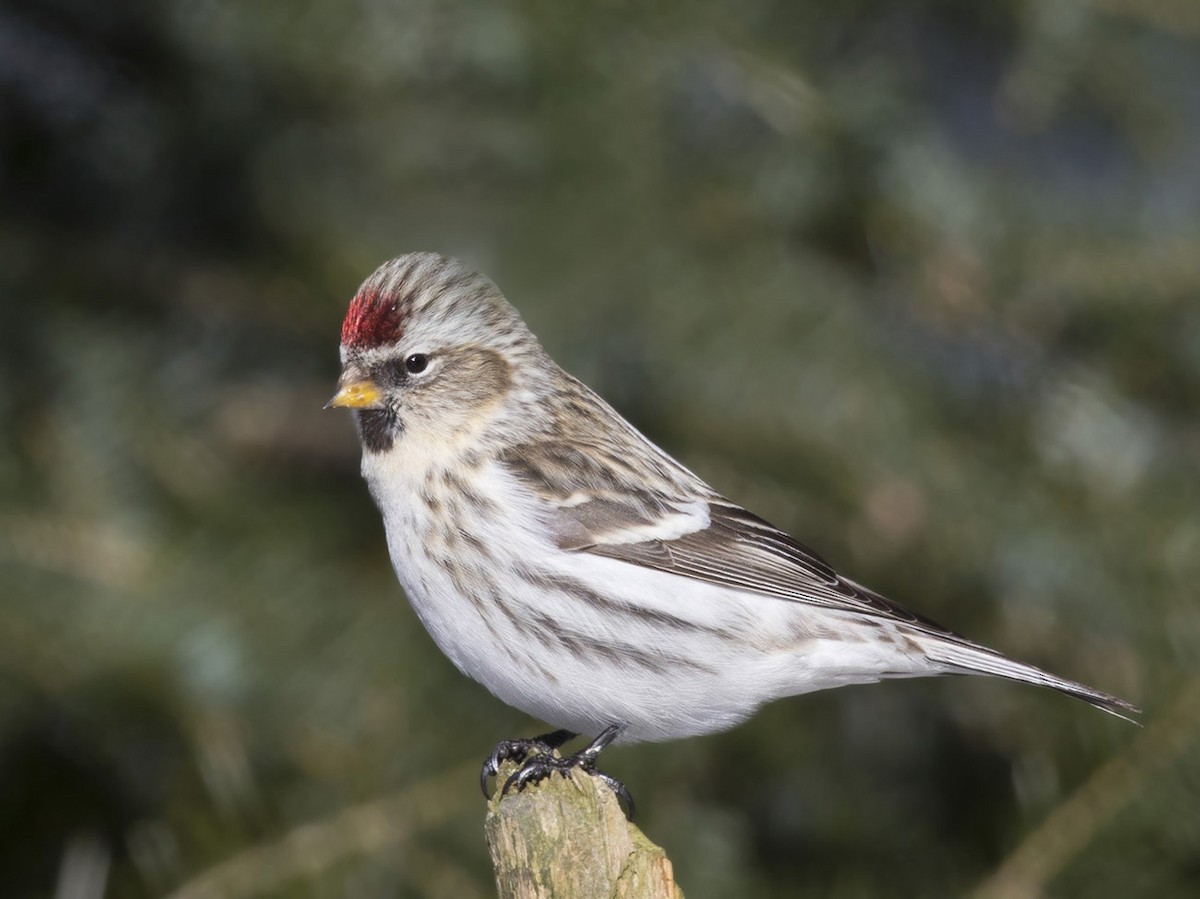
[922,635,1140,724]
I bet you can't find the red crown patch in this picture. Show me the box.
[341,288,407,348]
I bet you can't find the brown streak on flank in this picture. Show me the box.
[528,612,714,675]
[437,554,474,603]
[900,631,926,656]
[474,601,539,677]
[457,481,501,518]
[444,560,537,675]
[523,567,741,641]
[460,449,486,471]
[459,527,489,555]
[529,657,561,686]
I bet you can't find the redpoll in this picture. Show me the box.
[328,252,1136,813]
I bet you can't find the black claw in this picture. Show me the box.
[485,723,634,820]
[500,757,558,796]
[480,729,575,798]
[594,771,635,821]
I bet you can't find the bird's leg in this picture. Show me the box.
[499,723,635,820]
[480,728,576,797]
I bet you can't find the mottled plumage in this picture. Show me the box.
[329,252,1135,801]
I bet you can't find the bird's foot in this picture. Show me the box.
[496,724,634,820]
[480,728,576,798]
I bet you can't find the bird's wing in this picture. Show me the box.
[591,499,952,629]
[501,439,949,631]
[501,436,1139,720]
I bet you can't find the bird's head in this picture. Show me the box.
[328,253,543,455]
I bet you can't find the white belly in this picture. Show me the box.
[364,452,939,743]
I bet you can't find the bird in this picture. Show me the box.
[327,251,1137,816]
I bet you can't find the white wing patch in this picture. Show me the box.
[593,499,710,544]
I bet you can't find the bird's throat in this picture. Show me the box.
[355,408,402,454]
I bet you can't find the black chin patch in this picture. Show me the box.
[355,409,402,454]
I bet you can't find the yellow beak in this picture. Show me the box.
[325,376,384,410]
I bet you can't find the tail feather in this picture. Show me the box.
[922,636,1140,724]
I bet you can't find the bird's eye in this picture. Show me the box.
[404,353,429,374]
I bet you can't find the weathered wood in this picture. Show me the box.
[485,764,683,899]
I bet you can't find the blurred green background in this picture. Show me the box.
[2,1,1198,896]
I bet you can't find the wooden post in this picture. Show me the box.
[484,764,683,899]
